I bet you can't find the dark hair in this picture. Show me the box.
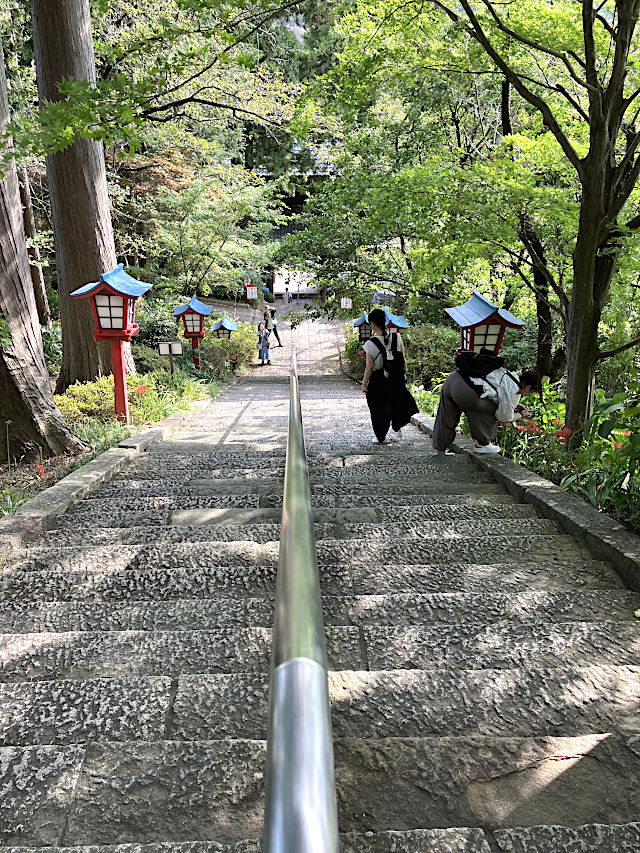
[367,308,386,332]
[520,369,544,402]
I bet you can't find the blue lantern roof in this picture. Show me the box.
[353,312,370,328]
[445,289,525,329]
[70,264,152,299]
[173,295,214,318]
[383,307,408,329]
[211,315,238,332]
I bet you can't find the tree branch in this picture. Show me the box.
[595,334,640,361]
[453,0,585,178]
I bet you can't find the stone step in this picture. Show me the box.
[1,590,637,632]
[492,822,640,852]
[34,505,540,546]
[0,830,501,853]
[1,621,636,683]
[27,518,556,550]
[173,664,640,741]
[0,627,361,682]
[3,665,637,749]
[362,622,640,671]
[8,535,589,574]
[1,735,637,846]
[0,561,615,606]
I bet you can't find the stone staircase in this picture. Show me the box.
[0,373,639,853]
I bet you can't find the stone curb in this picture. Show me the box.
[0,398,212,556]
[411,413,640,592]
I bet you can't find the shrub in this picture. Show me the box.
[263,290,275,303]
[135,298,180,347]
[403,324,458,388]
[131,344,173,375]
[199,321,257,378]
[344,332,365,377]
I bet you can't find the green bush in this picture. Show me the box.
[263,290,275,303]
[132,344,173,375]
[199,321,257,378]
[135,298,180,347]
[344,332,365,377]
[403,324,458,388]
[54,371,213,426]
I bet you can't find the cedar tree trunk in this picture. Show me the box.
[19,166,51,327]
[31,0,135,392]
[0,41,86,462]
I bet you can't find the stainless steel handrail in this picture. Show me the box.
[263,352,339,853]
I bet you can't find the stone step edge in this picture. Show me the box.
[2,823,640,853]
[412,414,640,592]
[0,401,211,557]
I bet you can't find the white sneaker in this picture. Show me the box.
[474,442,500,454]
[392,429,402,440]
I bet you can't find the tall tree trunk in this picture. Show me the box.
[18,166,51,327]
[0,40,86,462]
[31,0,135,392]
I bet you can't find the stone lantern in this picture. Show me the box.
[71,264,152,423]
[446,289,525,354]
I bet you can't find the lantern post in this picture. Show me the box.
[445,289,525,355]
[211,315,237,339]
[173,295,213,368]
[70,264,152,423]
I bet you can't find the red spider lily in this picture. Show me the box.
[555,427,573,438]
[558,436,568,445]
[230,355,237,361]
[551,418,563,426]
[36,463,45,479]
[515,424,526,432]
[613,442,624,450]
[527,426,542,435]
[523,419,536,427]
[134,385,149,394]
[622,430,631,436]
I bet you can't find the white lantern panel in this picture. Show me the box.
[128,300,135,326]
[485,334,500,345]
[170,341,183,355]
[95,293,125,329]
[488,324,502,335]
[185,315,201,332]
[158,342,170,355]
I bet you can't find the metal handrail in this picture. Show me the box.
[263,352,339,853]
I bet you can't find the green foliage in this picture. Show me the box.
[41,322,63,374]
[134,297,179,347]
[403,325,458,389]
[53,370,213,425]
[199,320,257,378]
[0,317,10,348]
[71,419,136,453]
[344,332,365,377]
[132,344,174,375]
[0,490,29,517]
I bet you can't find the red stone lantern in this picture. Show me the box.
[173,295,213,368]
[71,264,152,423]
[446,289,525,354]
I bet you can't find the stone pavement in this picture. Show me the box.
[0,318,639,853]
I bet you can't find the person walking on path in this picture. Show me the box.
[266,303,283,347]
[283,287,292,305]
[257,322,271,366]
[361,308,417,443]
[432,366,543,454]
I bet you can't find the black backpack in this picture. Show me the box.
[455,348,505,378]
[370,333,406,380]
[455,348,519,394]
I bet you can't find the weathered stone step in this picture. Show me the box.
[1,621,636,683]
[174,664,640,741]
[9,535,588,574]
[2,590,637,632]
[35,504,540,546]
[1,735,637,846]
[0,627,361,682]
[28,518,555,551]
[492,822,640,852]
[315,534,590,566]
[8,664,638,748]
[362,622,640,670]
[0,830,501,853]
[0,560,616,607]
